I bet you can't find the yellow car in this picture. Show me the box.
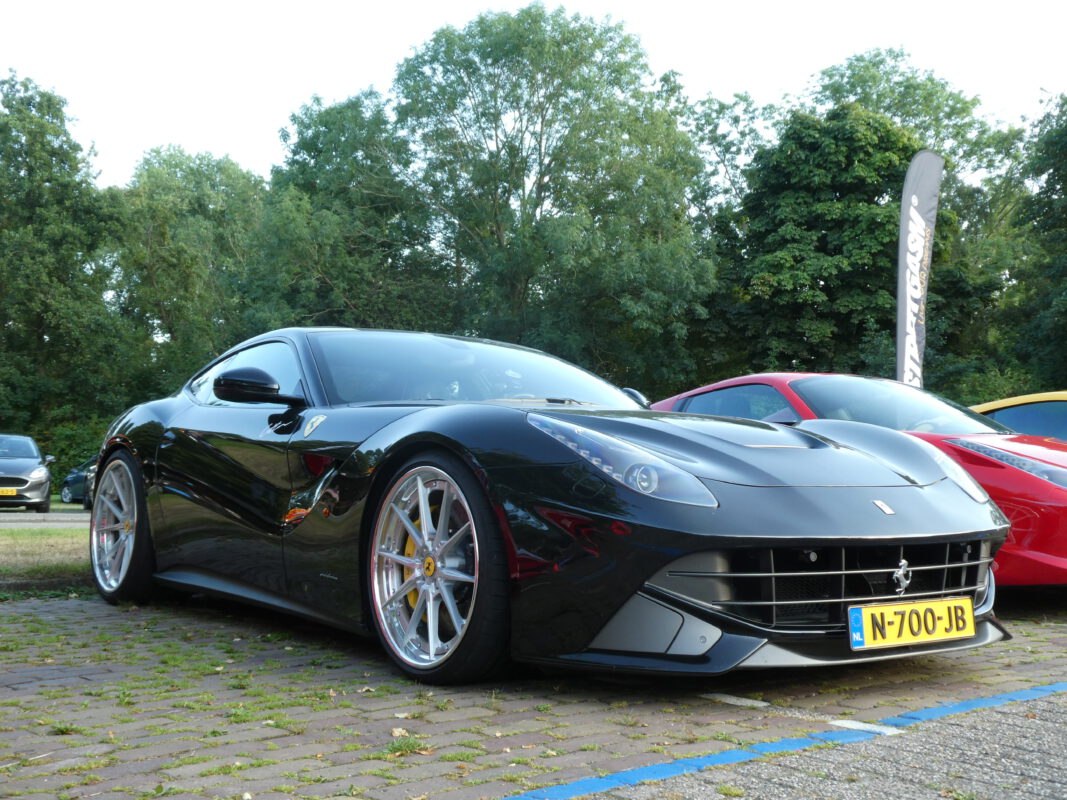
[972,392,1067,441]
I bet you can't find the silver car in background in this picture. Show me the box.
[0,434,54,513]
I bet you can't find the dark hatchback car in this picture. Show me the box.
[59,456,97,508]
[0,434,54,513]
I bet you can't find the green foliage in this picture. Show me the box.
[0,72,128,463]
[392,4,712,394]
[113,146,266,391]
[1010,94,1067,387]
[730,104,919,372]
[808,48,1011,171]
[264,92,460,333]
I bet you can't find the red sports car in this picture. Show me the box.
[653,373,1067,586]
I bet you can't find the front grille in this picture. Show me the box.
[647,540,993,631]
[0,477,29,488]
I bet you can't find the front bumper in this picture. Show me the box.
[0,479,50,507]
[533,581,1008,676]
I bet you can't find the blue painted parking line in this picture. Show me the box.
[879,680,1067,727]
[508,681,1067,800]
[811,729,878,745]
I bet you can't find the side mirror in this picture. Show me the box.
[214,367,307,408]
[621,387,650,408]
[45,454,56,464]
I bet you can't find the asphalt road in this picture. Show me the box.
[2,585,1066,799]
[0,509,90,528]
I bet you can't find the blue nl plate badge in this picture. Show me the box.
[848,606,866,648]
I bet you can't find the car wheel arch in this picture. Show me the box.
[356,439,489,620]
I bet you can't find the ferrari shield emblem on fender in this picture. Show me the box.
[303,414,327,438]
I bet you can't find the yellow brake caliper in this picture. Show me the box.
[403,503,441,612]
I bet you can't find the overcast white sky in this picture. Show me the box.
[5,0,1062,187]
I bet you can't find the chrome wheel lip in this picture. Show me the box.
[90,457,137,593]
[371,465,480,671]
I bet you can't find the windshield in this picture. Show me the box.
[309,330,641,409]
[0,436,40,459]
[792,375,1012,435]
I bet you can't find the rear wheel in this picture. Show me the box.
[90,450,156,603]
[369,452,509,683]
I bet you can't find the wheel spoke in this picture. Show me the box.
[433,483,455,548]
[390,500,426,551]
[110,471,131,516]
[440,584,467,633]
[439,566,475,583]
[99,492,124,522]
[425,590,441,657]
[103,534,128,565]
[416,475,434,543]
[383,573,421,609]
[437,521,471,559]
[377,550,419,570]
[402,589,428,646]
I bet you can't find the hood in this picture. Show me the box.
[0,457,46,477]
[538,410,947,488]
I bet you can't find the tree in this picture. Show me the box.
[113,146,265,390]
[732,105,922,372]
[262,92,461,334]
[392,4,712,393]
[1008,95,1067,387]
[807,48,1021,173]
[0,72,120,465]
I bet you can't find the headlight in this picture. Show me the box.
[914,439,989,503]
[528,413,718,507]
[29,467,49,480]
[949,438,1067,490]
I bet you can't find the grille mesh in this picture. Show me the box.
[647,540,993,630]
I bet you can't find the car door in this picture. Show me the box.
[153,340,307,595]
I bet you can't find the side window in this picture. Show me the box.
[681,384,796,423]
[187,342,304,406]
[988,402,1067,440]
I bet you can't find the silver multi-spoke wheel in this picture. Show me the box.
[91,453,145,598]
[371,464,480,672]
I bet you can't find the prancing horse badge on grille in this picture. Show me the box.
[892,559,913,595]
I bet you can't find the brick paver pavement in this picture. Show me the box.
[2,587,1065,799]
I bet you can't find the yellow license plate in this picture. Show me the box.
[0,488,16,496]
[848,596,974,650]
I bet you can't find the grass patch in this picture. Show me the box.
[0,527,90,592]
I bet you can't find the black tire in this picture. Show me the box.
[35,497,51,514]
[60,485,73,504]
[90,450,157,604]
[368,451,509,684]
